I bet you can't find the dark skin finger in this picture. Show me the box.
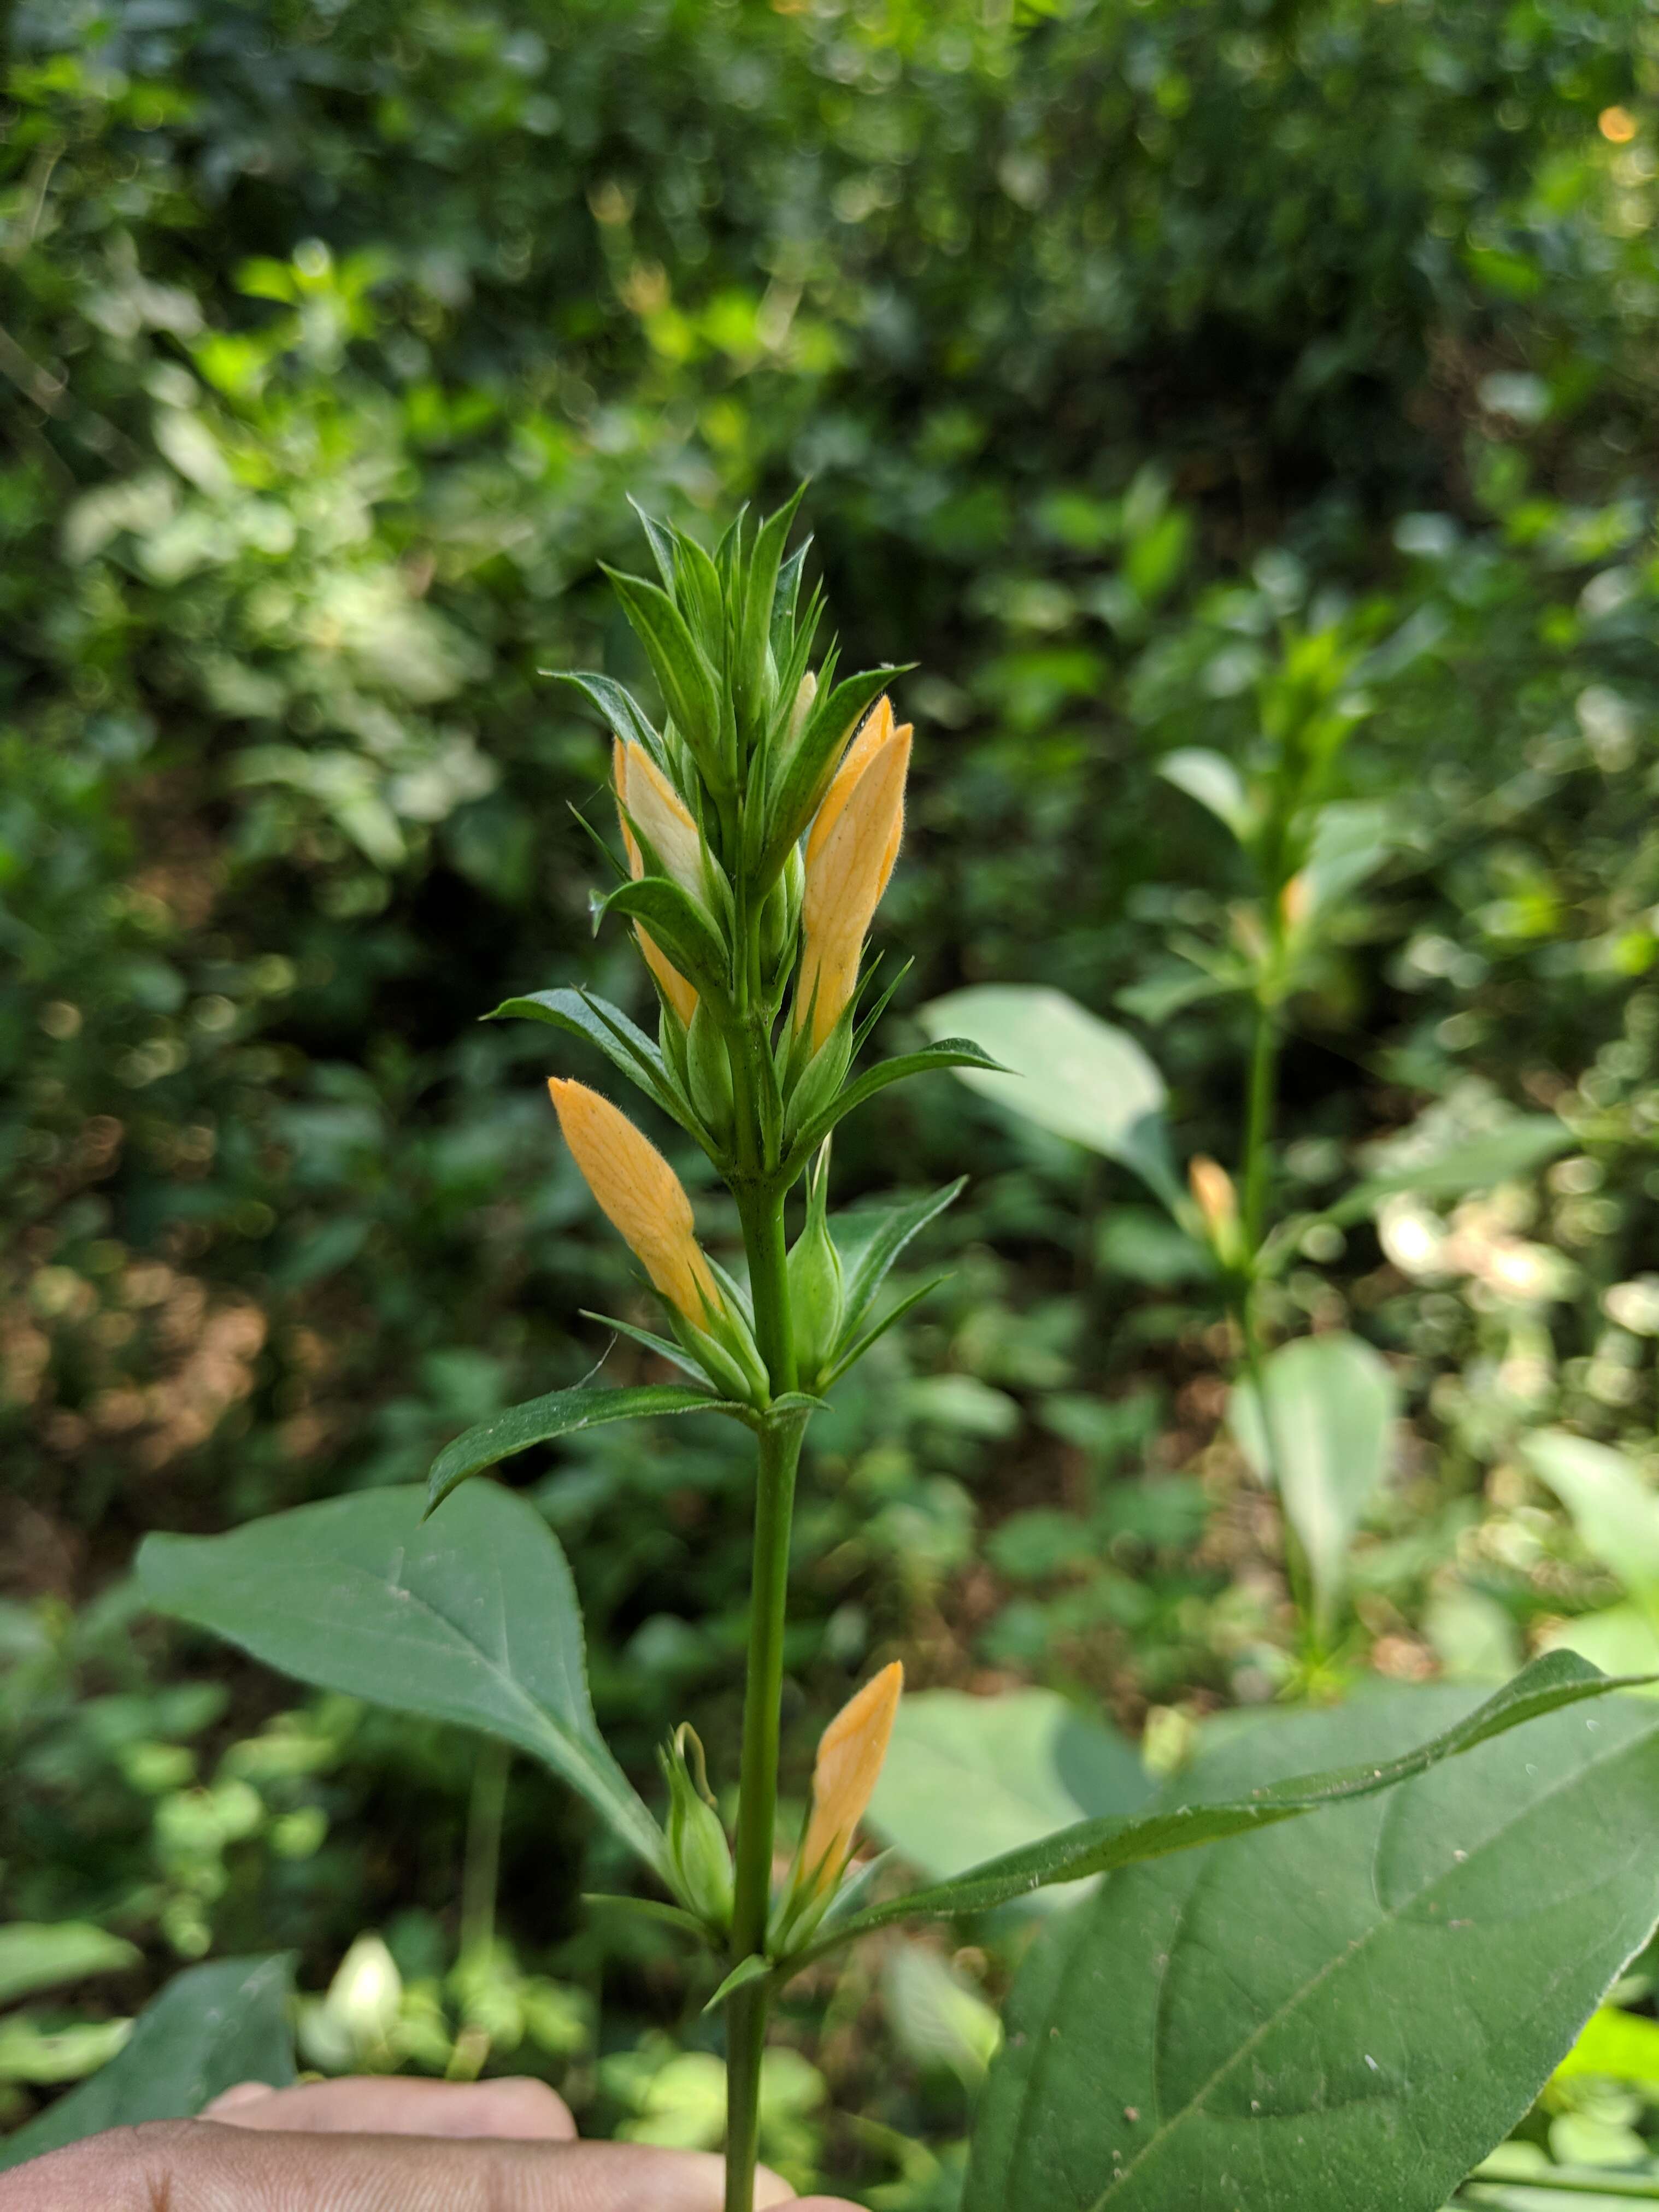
[0,2080,864,2211]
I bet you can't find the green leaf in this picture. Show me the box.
[868,1689,1152,1914]
[703,1954,772,2014]
[1157,746,1255,842]
[583,1895,714,1944]
[0,1923,141,2009]
[919,986,1179,1208]
[1557,2004,1659,2085]
[138,1485,669,1882]
[764,664,902,864]
[488,987,684,1122]
[1525,1431,1659,1611]
[795,1651,1645,1958]
[427,1382,737,1514]
[1230,1332,1398,1637]
[0,1956,295,2173]
[963,1680,1659,2212]
[789,1041,1003,1163]
[833,1179,966,1341]
[1336,1116,1572,1217]
[599,877,731,1002]
[1301,798,1392,914]
[550,670,670,777]
[602,569,725,784]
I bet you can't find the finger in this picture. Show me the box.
[3,2120,789,2211]
[202,2073,576,2139]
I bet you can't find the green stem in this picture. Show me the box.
[1240,990,1279,1254]
[460,1737,510,1964]
[725,1176,804,2212]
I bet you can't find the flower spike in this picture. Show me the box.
[549,1078,721,1324]
[796,1660,904,1901]
[795,698,911,1051]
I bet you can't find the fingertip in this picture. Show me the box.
[201,2080,277,2117]
[754,2172,796,2208]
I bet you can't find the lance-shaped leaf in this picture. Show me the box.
[963,1678,1659,2212]
[763,664,905,869]
[550,670,672,778]
[832,1178,967,1343]
[602,569,726,787]
[788,1651,1645,1963]
[1525,1430,1659,1614]
[1231,1331,1399,1642]
[1158,746,1256,843]
[1332,1115,1573,1220]
[787,1041,1003,1168]
[600,877,731,1004]
[734,489,804,740]
[0,1956,296,2174]
[0,1923,140,2009]
[919,986,1180,1210]
[489,987,686,1123]
[138,1485,669,1883]
[427,1382,739,1515]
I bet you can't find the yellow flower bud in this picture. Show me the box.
[796,1660,903,1899]
[614,739,701,1027]
[548,1078,721,1325]
[794,698,911,1050]
[1189,1154,1238,1238]
[1280,870,1313,932]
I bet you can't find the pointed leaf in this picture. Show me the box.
[0,1956,295,2173]
[1230,1332,1398,1637]
[834,1179,967,1338]
[819,1273,950,1387]
[1336,1116,1572,1217]
[869,1690,1151,1915]
[789,1042,1004,1165]
[427,1383,737,1514]
[963,1681,1659,2212]
[792,1651,1648,1958]
[603,569,725,783]
[488,987,685,1122]
[583,1894,713,1943]
[703,1954,773,2014]
[0,1925,141,2009]
[764,664,904,865]
[600,877,731,1002]
[550,671,670,778]
[138,1486,669,1881]
[1525,1431,1659,1611]
[920,986,1179,1208]
[1157,746,1255,842]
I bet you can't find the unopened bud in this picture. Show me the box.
[783,1022,853,1148]
[760,844,805,981]
[787,1151,844,1387]
[686,1002,735,1146]
[1189,1155,1245,1269]
[661,1725,733,1931]
[789,670,817,749]
[1280,872,1313,931]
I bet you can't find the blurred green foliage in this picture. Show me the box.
[10,0,1659,2192]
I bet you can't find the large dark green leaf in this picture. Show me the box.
[0,1956,295,2174]
[964,1683,1659,2211]
[138,1486,668,1881]
[797,1652,1643,1957]
[427,1381,738,1513]
[919,986,1180,1208]
[868,1689,1151,1911]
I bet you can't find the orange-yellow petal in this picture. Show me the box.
[614,740,701,1022]
[548,1078,719,1323]
[798,1660,904,1896]
[795,709,911,1049]
[614,739,704,899]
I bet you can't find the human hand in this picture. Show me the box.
[0,2074,864,2210]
